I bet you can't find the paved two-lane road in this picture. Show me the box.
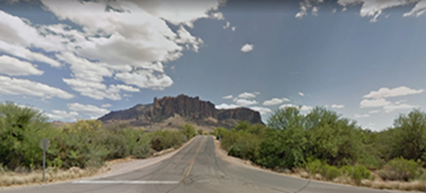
[0,136,410,193]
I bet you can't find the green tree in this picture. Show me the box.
[180,124,196,139]
[388,109,426,161]
[0,102,50,170]
[256,107,307,168]
[304,107,362,166]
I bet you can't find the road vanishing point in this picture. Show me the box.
[0,136,410,193]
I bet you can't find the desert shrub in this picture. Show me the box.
[150,130,183,151]
[180,124,196,139]
[213,127,228,139]
[132,141,151,159]
[342,165,371,185]
[378,157,423,181]
[322,165,341,180]
[197,129,203,135]
[305,159,323,175]
[221,131,239,151]
[100,132,130,159]
[358,155,385,170]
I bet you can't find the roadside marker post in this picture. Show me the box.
[39,138,50,182]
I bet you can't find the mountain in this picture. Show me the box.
[98,94,264,131]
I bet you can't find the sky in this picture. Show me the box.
[1,0,426,131]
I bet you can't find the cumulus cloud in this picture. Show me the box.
[383,103,418,113]
[237,92,259,99]
[337,0,426,22]
[223,21,230,29]
[249,106,272,115]
[331,104,345,109]
[369,110,381,114]
[235,99,258,106]
[68,103,109,119]
[222,95,233,99]
[355,113,370,118]
[215,103,239,109]
[363,86,424,99]
[0,75,74,99]
[298,92,305,96]
[279,104,313,111]
[47,110,79,121]
[231,26,236,31]
[101,103,112,108]
[241,44,254,52]
[360,98,391,108]
[263,98,290,106]
[0,55,43,76]
[0,1,224,101]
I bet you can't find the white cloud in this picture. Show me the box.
[360,98,391,108]
[235,99,258,106]
[369,110,381,114]
[331,104,345,109]
[216,103,239,110]
[279,104,313,111]
[222,95,233,99]
[0,55,44,76]
[240,43,254,52]
[312,6,319,16]
[115,69,173,90]
[101,103,112,108]
[337,0,425,22]
[249,106,272,115]
[263,98,290,106]
[355,113,370,118]
[403,1,426,17]
[383,103,418,113]
[0,75,74,99]
[223,21,230,29]
[237,92,258,99]
[0,1,225,100]
[298,92,305,96]
[363,86,424,99]
[231,26,236,31]
[47,110,79,121]
[67,103,109,119]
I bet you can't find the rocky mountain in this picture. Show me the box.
[98,94,264,131]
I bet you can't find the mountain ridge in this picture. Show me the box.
[98,94,264,131]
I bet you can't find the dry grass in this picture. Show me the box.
[291,169,426,192]
[0,167,96,187]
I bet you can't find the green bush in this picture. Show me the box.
[197,129,203,135]
[180,124,196,139]
[305,159,323,175]
[150,130,183,151]
[322,165,341,180]
[378,157,423,181]
[342,165,371,184]
[132,142,151,159]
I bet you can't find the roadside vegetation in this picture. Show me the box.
[214,106,426,191]
[0,102,196,186]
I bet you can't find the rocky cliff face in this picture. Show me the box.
[98,94,264,130]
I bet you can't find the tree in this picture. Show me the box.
[304,107,362,166]
[0,102,50,170]
[388,109,426,161]
[256,107,307,168]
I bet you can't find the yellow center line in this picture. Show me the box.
[180,137,206,181]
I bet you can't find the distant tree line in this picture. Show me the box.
[213,106,426,184]
[0,102,197,172]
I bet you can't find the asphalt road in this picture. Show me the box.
[0,136,411,193]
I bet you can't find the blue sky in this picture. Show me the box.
[1,0,426,131]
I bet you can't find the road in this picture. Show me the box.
[0,136,410,193]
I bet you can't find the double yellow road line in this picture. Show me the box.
[180,137,206,181]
